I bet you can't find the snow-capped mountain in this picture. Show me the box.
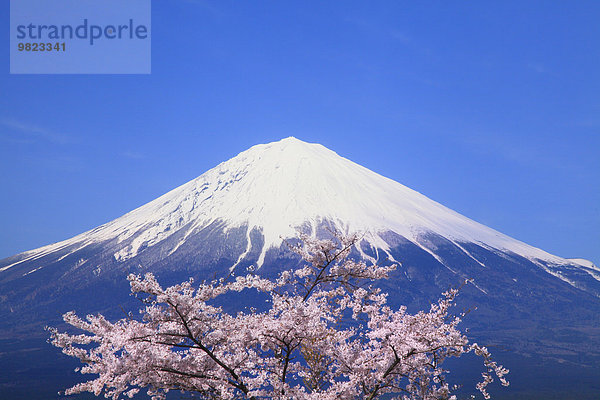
[1,137,598,291]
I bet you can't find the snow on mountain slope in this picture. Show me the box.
[1,137,596,287]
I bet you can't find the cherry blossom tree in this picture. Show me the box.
[48,232,508,400]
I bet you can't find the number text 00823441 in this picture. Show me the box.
[17,42,66,52]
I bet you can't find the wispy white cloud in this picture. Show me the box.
[388,29,435,57]
[344,17,432,55]
[526,62,559,77]
[388,30,412,45]
[455,131,581,173]
[526,62,547,74]
[0,118,69,144]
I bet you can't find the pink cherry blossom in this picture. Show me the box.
[48,231,508,399]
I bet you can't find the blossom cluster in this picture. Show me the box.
[48,232,508,399]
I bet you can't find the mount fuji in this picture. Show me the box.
[1,137,599,398]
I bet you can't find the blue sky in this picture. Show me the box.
[1,1,599,265]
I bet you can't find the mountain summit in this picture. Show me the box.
[1,137,598,292]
